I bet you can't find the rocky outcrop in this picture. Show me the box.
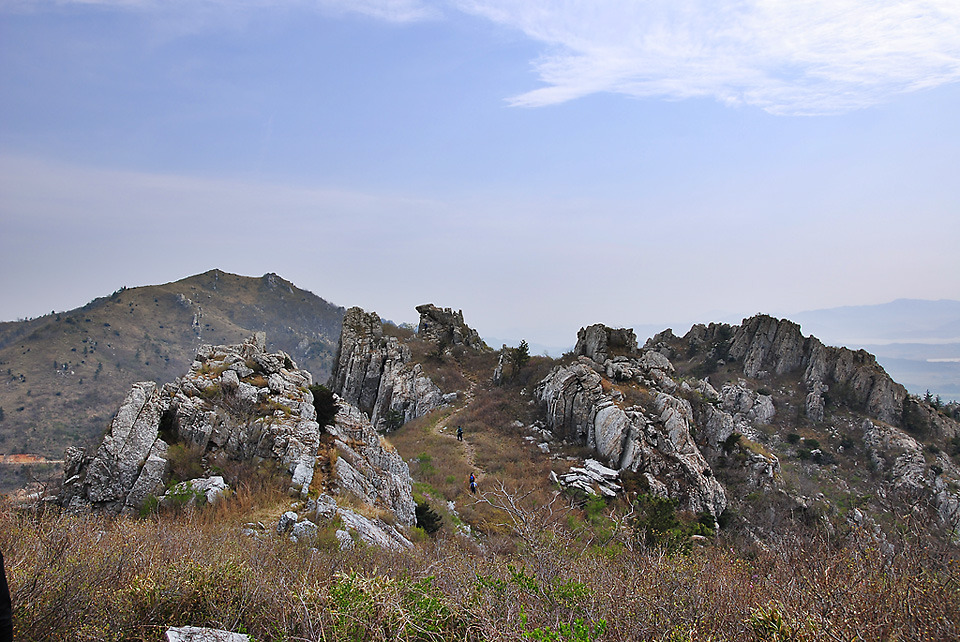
[861,418,960,535]
[575,324,638,363]
[60,334,321,514]
[536,353,726,517]
[684,315,908,426]
[327,400,416,527]
[329,307,444,431]
[415,303,487,350]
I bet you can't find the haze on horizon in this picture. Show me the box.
[2,0,959,348]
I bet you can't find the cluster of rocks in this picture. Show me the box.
[415,303,487,350]
[329,307,446,432]
[60,334,321,514]
[536,354,728,517]
[551,459,621,497]
[684,315,908,426]
[536,324,792,519]
[275,491,413,551]
[273,394,417,550]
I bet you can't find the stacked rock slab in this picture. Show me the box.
[416,303,487,350]
[536,348,727,518]
[329,307,443,431]
[59,334,321,514]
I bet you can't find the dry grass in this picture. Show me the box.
[3,491,958,642]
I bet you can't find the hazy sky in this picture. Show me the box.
[2,0,959,347]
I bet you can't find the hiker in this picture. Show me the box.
[456,426,463,441]
[469,472,477,494]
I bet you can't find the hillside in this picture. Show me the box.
[0,270,344,491]
[3,303,960,640]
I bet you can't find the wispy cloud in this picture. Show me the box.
[454,0,960,114]
[2,0,437,23]
[7,0,960,113]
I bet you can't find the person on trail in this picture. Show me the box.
[469,472,477,494]
[456,426,463,441]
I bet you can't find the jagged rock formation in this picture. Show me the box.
[327,400,416,527]
[861,418,960,530]
[574,324,638,363]
[416,303,487,349]
[685,315,908,426]
[329,307,444,431]
[275,401,416,550]
[60,334,321,514]
[536,355,728,518]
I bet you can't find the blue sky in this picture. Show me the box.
[2,0,959,348]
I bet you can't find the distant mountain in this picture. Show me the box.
[791,299,960,344]
[791,299,960,402]
[0,270,344,489]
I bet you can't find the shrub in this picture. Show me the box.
[309,384,340,428]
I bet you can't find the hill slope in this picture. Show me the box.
[0,270,344,489]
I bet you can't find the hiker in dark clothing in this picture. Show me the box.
[456,426,463,441]
[469,472,477,494]
[0,549,12,642]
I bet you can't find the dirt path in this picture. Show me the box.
[433,374,483,479]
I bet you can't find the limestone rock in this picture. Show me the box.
[329,307,444,432]
[683,314,908,427]
[277,511,298,534]
[161,476,229,508]
[575,324,638,364]
[536,360,726,517]
[327,400,416,527]
[415,303,487,349]
[165,626,249,642]
[59,334,321,513]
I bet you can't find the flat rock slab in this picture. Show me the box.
[165,626,250,642]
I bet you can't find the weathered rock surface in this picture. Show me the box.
[555,459,622,497]
[686,315,908,426]
[575,324,638,364]
[60,334,321,514]
[160,476,229,508]
[326,400,416,527]
[861,419,960,533]
[536,352,727,517]
[165,626,249,642]
[329,307,444,431]
[416,303,487,350]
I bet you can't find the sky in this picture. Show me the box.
[1,0,959,349]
